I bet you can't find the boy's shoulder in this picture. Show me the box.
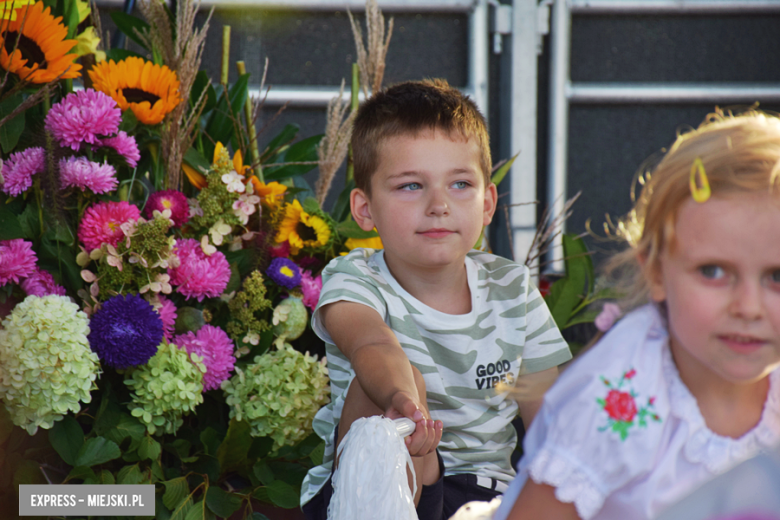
[322,248,384,281]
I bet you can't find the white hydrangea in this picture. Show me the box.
[0,295,100,434]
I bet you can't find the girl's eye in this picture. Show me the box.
[699,265,725,280]
[400,183,421,191]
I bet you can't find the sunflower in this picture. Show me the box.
[0,0,34,21]
[88,56,181,125]
[0,1,82,83]
[276,199,331,254]
[251,178,287,210]
[344,235,383,251]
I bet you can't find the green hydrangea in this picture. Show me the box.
[222,344,329,450]
[226,270,272,344]
[0,295,100,435]
[272,296,307,341]
[124,342,206,435]
[190,147,242,232]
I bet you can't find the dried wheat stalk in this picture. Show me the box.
[136,0,213,189]
[315,80,356,206]
[347,0,393,98]
[524,191,582,270]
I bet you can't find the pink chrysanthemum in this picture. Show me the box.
[59,156,117,194]
[175,324,235,391]
[168,239,231,302]
[78,201,141,251]
[1,147,45,196]
[100,131,141,168]
[20,267,67,297]
[301,270,322,311]
[0,239,37,285]
[144,190,189,227]
[45,89,121,151]
[155,295,178,341]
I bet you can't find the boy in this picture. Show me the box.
[300,79,571,519]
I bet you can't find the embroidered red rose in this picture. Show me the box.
[624,369,637,379]
[604,389,637,422]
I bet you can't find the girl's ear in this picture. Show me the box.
[350,188,376,232]
[638,252,666,302]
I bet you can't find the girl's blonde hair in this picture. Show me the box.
[606,108,780,308]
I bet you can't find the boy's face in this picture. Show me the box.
[350,129,497,272]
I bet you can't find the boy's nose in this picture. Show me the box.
[426,192,450,216]
[728,280,764,322]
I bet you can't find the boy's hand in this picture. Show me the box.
[385,391,443,457]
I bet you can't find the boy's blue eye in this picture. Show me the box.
[771,270,780,284]
[400,183,421,191]
[699,265,725,280]
[453,181,469,189]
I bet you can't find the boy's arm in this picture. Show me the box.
[319,300,442,455]
[514,366,558,428]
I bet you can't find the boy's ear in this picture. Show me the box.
[638,252,666,302]
[482,182,499,226]
[350,188,376,232]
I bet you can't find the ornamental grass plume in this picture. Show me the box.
[347,0,393,98]
[0,295,100,434]
[88,294,163,369]
[0,146,45,196]
[168,238,231,301]
[315,79,356,206]
[144,190,189,227]
[0,239,37,285]
[222,343,329,450]
[100,131,141,168]
[20,267,66,297]
[175,324,236,391]
[78,200,141,251]
[125,341,206,435]
[59,156,117,194]
[44,89,121,150]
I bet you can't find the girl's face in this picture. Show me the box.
[649,193,780,385]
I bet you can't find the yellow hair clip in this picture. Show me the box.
[689,157,711,203]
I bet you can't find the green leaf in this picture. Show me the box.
[184,499,208,520]
[109,12,151,51]
[216,418,251,474]
[105,48,146,63]
[0,93,25,153]
[49,416,84,466]
[118,108,139,134]
[261,124,299,162]
[74,437,121,467]
[265,480,300,509]
[104,414,145,453]
[117,464,144,484]
[0,202,24,241]
[263,134,324,181]
[596,398,606,407]
[204,74,250,156]
[163,477,190,511]
[200,427,221,456]
[62,0,80,39]
[13,459,45,487]
[0,406,13,446]
[336,220,378,240]
[252,460,274,486]
[491,152,519,187]
[309,442,325,466]
[97,469,115,484]
[205,487,242,518]
[66,465,96,483]
[252,514,270,520]
[189,454,220,482]
[184,146,211,176]
[332,179,355,222]
[138,435,162,461]
[248,436,274,461]
[93,392,122,436]
[191,70,217,114]
[545,234,589,328]
[565,308,601,328]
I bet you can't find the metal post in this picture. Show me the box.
[469,0,490,116]
[547,0,571,273]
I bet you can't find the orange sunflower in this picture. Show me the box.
[0,1,82,83]
[88,56,181,125]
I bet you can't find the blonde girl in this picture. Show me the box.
[493,109,780,520]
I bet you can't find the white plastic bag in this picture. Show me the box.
[327,416,418,520]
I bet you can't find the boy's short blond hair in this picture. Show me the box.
[351,79,492,197]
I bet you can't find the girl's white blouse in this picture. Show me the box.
[493,304,780,520]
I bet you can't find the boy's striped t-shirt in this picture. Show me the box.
[300,248,571,506]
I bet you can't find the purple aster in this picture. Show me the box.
[20,268,67,297]
[88,294,163,368]
[45,89,121,150]
[0,239,37,286]
[59,156,117,194]
[100,131,141,168]
[175,324,235,391]
[1,147,45,196]
[267,257,301,289]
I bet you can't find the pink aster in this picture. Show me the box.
[20,267,67,296]
[155,294,178,340]
[100,131,141,168]
[1,147,45,196]
[59,156,117,194]
[269,241,291,258]
[144,190,189,227]
[168,238,231,302]
[45,89,121,150]
[78,200,141,251]
[0,239,37,286]
[301,270,322,311]
[175,324,235,391]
